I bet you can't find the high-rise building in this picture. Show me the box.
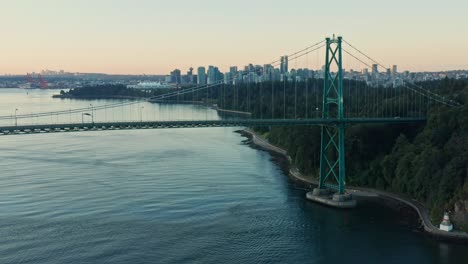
[224,72,232,84]
[170,69,181,84]
[217,68,224,83]
[372,64,378,74]
[207,66,222,84]
[197,67,206,85]
[263,64,274,81]
[273,68,281,81]
[392,65,398,76]
[229,66,238,75]
[227,66,239,84]
[207,66,215,84]
[280,56,289,74]
[181,67,195,84]
[290,69,297,81]
[244,64,254,73]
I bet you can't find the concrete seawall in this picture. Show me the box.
[241,129,468,242]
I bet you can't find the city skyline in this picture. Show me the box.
[1,0,468,75]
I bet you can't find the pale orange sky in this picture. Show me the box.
[1,0,467,75]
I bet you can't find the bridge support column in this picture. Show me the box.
[306,35,356,208]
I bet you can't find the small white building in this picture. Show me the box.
[439,212,453,232]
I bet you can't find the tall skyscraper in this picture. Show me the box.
[228,66,239,84]
[207,66,222,84]
[197,67,206,85]
[280,56,289,74]
[392,65,398,76]
[263,64,274,81]
[372,64,378,74]
[207,66,215,84]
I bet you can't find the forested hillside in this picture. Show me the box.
[206,78,467,230]
[57,84,169,98]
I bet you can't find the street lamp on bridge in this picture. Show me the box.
[140,106,144,122]
[82,113,93,124]
[14,108,18,127]
[89,104,94,120]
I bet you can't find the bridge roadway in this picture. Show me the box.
[0,117,426,136]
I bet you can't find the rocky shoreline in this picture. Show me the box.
[238,129,468,243]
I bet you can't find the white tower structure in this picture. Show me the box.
[439,212,453,232]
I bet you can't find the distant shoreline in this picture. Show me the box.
[52,94,143,100]
[52,94,253,116]
[239,129,468,243]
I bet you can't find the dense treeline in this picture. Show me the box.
[58,84,170,98]
[179,78,435,120]
[205,78,467,229]
[373,104,468,227]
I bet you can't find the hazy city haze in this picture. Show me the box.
[1,0,467,74]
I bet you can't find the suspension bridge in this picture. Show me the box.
[0,36,460,206]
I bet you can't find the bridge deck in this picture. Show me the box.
[0,118,426,136]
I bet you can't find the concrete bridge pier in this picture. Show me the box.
[306,188,357,209]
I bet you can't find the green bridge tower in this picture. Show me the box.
[307,36,356,208]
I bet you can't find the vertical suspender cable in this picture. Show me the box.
[295,78,297,119]
[260,81,263,119]
[283,78,286,119]
[272,80,275,119]
[247,82,250,114]
[306,77,309,118]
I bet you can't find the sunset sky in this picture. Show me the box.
[1,0,467,75]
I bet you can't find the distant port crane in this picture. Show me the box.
[25,73,49,89]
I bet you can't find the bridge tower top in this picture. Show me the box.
[323,36,344,120]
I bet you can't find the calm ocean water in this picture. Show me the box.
[0,89,466,264]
